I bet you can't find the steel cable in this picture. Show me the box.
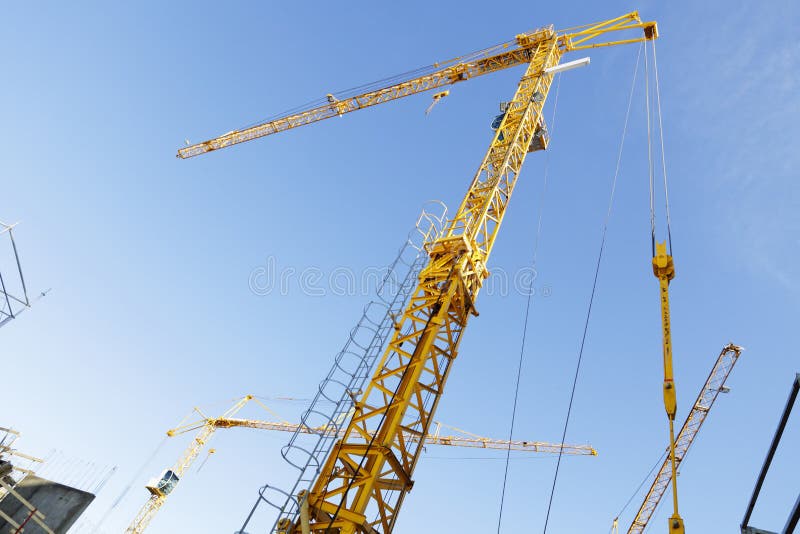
[644,40,656,257]
[542,43,643,533]
[651,39,672,255]
[495,71,562,534]
[609,450,667,534]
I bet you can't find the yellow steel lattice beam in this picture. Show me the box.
[215,418,597,456]
[627,344,743,534]
[176,12,656,159]
[294,37,563,533]
[284,15,658,532]
[124,395,254,534]
[175,12,658,534]
[125,396,594,534]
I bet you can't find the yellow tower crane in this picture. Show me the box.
[178,12,659,534]
[124,395,255,534]
[125,396,596,533]
[613,343,743,533]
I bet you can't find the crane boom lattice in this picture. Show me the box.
[125,396,255,534]
[627,343,743,533]
[275,34,563,534]
[125,396,595,534]
[176,13,656,160]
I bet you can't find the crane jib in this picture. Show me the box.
[177,12,656,160]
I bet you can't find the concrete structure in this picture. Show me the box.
[0,475,94,533]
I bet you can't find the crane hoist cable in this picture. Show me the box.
[495,72,562,534]
[542,42,643,534]
[609,453,666,533]
[652,40,672,254]
[644,35,682,534]
[89,437,168,534]
[644,37,673,254]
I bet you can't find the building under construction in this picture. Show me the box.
[0,429,97,533]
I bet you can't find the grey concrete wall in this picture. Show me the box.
[0,475,94,533]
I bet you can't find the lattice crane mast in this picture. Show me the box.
[619,343,743,534]
[178,12,659,534]
[125,396,255,534]
[125,396,596,534]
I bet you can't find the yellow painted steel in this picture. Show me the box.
[176,13,656,159]
[125,395,255,534]
[126,397,594,533]
[652,242,684,534]
[293,36,563,534]
[268,16,654,534]
[216,418,597,455]
[627,344,743,533]
[176,12,658,534]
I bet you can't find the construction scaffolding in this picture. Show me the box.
[0,427,53,533]
[0,428,101,534]
[0,222,30,329]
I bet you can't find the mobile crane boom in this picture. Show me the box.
[179,12,659,534]
[626,343,743,533]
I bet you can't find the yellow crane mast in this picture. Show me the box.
[124,395,255,534]
[620,343,743,533]
[126,397,596,533]
[179,12,658,534]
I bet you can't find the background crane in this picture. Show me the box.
[126,396,596,533]
[179,12,658,534]
[614,343,744,533]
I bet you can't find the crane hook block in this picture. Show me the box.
[669,514,685,533]
[652,242,675,281]
[426,90,450,115]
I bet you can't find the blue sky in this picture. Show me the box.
[2,1,798,533]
